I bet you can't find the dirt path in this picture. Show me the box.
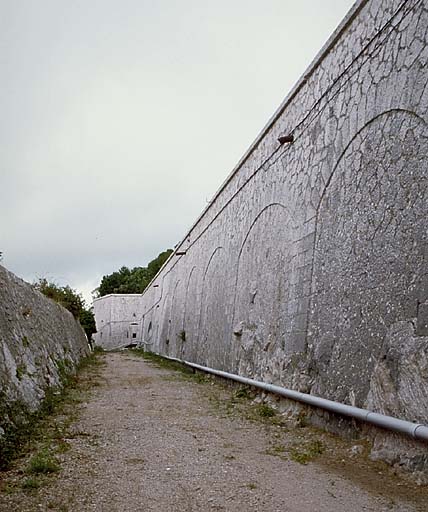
[1,352,427,511]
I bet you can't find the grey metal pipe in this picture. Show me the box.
[157,353,428,443]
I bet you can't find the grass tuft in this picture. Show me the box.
[27,450,60,474]
[21,477,42,490]
[271,443,287,454]
[234,387,253,400]
[289,439,324,464]
[255,403,277,418]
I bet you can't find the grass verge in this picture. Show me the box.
[0,351,104,472]
[130,349,209,384]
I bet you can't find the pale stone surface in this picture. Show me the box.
[135,0,428,474]
[92,294,145,350]
[0,265,89,444]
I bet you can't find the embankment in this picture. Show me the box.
[0,265,90,464]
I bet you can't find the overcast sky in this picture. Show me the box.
[1,0,355,304]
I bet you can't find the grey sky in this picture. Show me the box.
[1,0,355,304]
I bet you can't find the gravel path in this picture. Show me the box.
[1,352,427,511]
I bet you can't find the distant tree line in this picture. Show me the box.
[97,249,173,296]
[33,278,96,340]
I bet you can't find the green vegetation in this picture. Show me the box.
[131,349,209,383]
[131,349,183,370]
[246,483,258,490]
[268,443,287,454]
[0,352,103,470]
[33,278,96,340]
[254,403,277,418]
[21,477,42,490]
[96,249,173,296]
[15,364,26,380]
[265,438,324,464]
[55,358,73,383]
[289,439,324,464]
[78,309,96,340]
[234,387,253,400]
[26,449,60,474]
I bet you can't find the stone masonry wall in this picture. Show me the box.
[93,294,145,350]
[0,265,90,460]
[137,0,428,475]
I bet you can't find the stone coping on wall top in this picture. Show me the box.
[93,293,145,302]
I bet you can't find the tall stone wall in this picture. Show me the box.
[93,294,145,350]
[0,265,89,460]
[137,0,428,473]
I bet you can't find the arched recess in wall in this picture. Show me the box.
[158,291,171,354]
[143,307,158,351]
[232,203,299,382]
[155,269,174,354]
[309,109,428,407]
[167,279,182,357]
[197,247,230,367]
[183,266,198,360]
[146,270,170,314]
[142,268,172,349]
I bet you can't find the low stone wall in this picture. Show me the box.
[0,265,90,463]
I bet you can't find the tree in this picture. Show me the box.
[34,278,96,340]
[97,249,173,297]
[146,249,173,281]
[79,309,97,341]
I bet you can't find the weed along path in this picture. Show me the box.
[1,351,427,511]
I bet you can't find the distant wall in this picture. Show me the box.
[136,0,428,476]
[93,294,145,350]
[0,265,90,461]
